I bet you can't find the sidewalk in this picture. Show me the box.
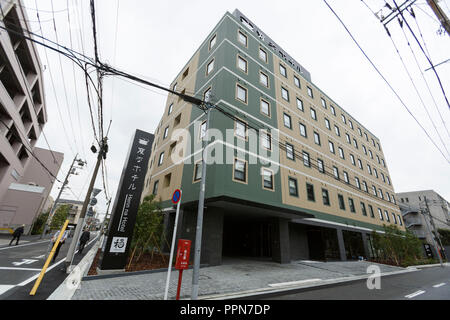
[71,258,413,300]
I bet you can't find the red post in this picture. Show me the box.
[176,269,183,300]
[174,239,191,300]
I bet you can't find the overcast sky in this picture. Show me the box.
[21,0,450,218]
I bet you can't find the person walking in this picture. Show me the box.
[78,229,90,254]
[9,225,25,246]
[51,229,69,263]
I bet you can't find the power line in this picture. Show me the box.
[323,0,450,164]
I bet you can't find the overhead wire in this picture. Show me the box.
[322,0,450,164]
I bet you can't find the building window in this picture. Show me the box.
[364,132,368,141]
[343,171,349,184]
[306,183,315,202]
[369,150,373,159]
[378,208,384,220]
[294,76,301,88]
[299,123,307,138]
[261,99,270,117]
[200,121,207,139]
[204,87,212,102]
[334,125,340,136]
[234,159,247,182]
[238,31,247,47]
[386,176,391,185]
[349,120,353,129]
[322,188,330,206]
[338,194,346,210]
[152,180,159,195]
[309,106,318,120]
[362,145,367,155]
[283,113,292,129]
[208,35,217,51]
[262,168,274,190]
[367,164,372,175]
[307,86,313,98]
[333,166,339,180]
[237,55,248,73]
[372,138,376,147]
[378,189,384,199]
[318,158,325,173]
[296,98,304,111]
[236,84,247,103]
[377,155,381,164]
[398,215,403,226]
[349,198,355,213]
[260,71,269,87]
[358,159,363,170]
[384,210,390,222]
[314,132,321,145]
[368,204,375,218]
[362,181,368,192]
[158,152,164,166]
[350,154,356,166]
[321,98,327,109]
[163,126,169,139]
[280,64,287,77]
[330,105,336,116]
[341,114,346,124]
[259,47,268,63]
[325,118,331,130]
[206,59,214,75]
[372,185,377,196]
[374,168,378,179]
[392,213,397,224]
[345,133,351,144]
[261,132,272,150]
[235,119,247,139]
[281,87,289,101]
[353,138,358,149]
[302,151,310,167]
[168,103,173,115]
[329,141,335,154]
[355,177,361,189]
[194,161,203,182]
[361,202,367,216]
[338,147,345,159]
[288,177,298,197]
[286,143,295,160]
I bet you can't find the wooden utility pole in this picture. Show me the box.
[427,0,450,36]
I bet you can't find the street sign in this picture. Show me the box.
[172,189,182,204]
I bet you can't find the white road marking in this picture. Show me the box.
[0,240,50,251]
[0,267,41,271]
[405,290,426,299]
[0,285,15,295]
[268,279,322,287]
[432,283,446,288]
[12,259,38,266]
[33,255,45,259]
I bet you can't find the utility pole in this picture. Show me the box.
[191,104,213,300]
[64,137,108,273]
[41,154,85,239]
[424,197,445,265]
[427,0,450,36]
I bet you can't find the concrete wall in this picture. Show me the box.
[289,223,309,260]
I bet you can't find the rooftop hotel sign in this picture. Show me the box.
[232,9,312,82]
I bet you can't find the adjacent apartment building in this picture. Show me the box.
[0,1,63,234]
[142,9,404,266]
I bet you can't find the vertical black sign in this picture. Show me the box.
[99,129,154,270]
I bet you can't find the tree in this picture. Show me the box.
[31,211,49,235]
[438,228,450,246]
[131,195,164,254]
[50,205,70,230]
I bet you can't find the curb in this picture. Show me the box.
[198,268,418,300]
[407,262,449,269]
[47,236,101,300]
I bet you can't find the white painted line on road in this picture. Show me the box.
[0,267,41,271]
[0,240,50,251]
[16,236,99,287]
[33,255,45,259]
[432,283,446,288]
[405,290,426,299]
[0,285,15,295]
[268,279,322,287]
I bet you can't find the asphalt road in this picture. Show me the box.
[0,232,98,300]
[253,265,450,300]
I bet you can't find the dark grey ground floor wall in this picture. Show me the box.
[289,223,309,260]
